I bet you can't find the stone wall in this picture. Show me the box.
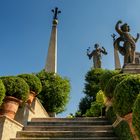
[0,116,23,140]
[15,97,49,125]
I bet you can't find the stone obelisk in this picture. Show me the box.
[45,7,61,73]
[111,34,121,69]
[114,47,121,69]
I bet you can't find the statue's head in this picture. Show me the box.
[121,23,130,32]
[94,44,99,49]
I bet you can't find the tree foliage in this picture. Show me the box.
[85,101,103,117]
[78,95,94,115]
[84,68,105,99]
[85,90,105,117]
[36,70,71,114]
[0,80,6,105]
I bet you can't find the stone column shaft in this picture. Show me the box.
[45,23,57,73]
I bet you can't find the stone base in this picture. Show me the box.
[122,64,140,74]
[0,116,23,140]
[48,112,56,117]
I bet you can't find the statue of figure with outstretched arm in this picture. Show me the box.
[114,20,140,65]
[87,43,107,68]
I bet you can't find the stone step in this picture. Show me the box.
[16,131,115,138]
[10,117,118,140]
[31,117,107,122]
[27,120,110,126]
[23,125,113,131]
[11,137,119,140]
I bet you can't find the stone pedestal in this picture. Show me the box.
[122,64,140,73]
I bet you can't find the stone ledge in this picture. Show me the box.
[0,115,23,128]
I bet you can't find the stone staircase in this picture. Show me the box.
[11,117,118,140]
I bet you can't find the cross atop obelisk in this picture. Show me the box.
[52,7,61,20]
[45,7,61,73]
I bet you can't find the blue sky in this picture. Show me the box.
[1,0,140,117]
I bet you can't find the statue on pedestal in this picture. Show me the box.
[114,20,140,65]
[87,43,107,68]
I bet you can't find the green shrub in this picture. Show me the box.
[85,101,103,117]
[113,75,140,116]
[100,70,119,91]
[18,74,42,94]
[1,76,29,102]
[84,68,106,98]
[0,80,6,105]
[75,111,82,117]
[114,120,134,140]
[106,106,117,124]
[132,94,140,139]
[104,74,129,98]
[36,70,70,114]
[96,90,106,104]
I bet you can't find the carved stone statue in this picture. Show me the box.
[87,44,107,68]
[114,20,140,65]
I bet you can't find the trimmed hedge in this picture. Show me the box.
[1,76,29,102]
[0,80,6,105]
[115,120,134,140]
[36,70,70,114]
[104,74,129,98]
[132,94,140,139]
[100,70,119,91]
[18,74,42,94]
[106,106,117,124]
[113,75,140,116]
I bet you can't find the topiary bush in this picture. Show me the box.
[36,70,70,114]
[113,75,140,116]
[84,68,106,99]
[100,70,119,91]
[132,94,140,139]
[1,76,29,102]
[104,74,130,99]
[18,74,42,95]
[0,80,6,106]
[114,120,134,140]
